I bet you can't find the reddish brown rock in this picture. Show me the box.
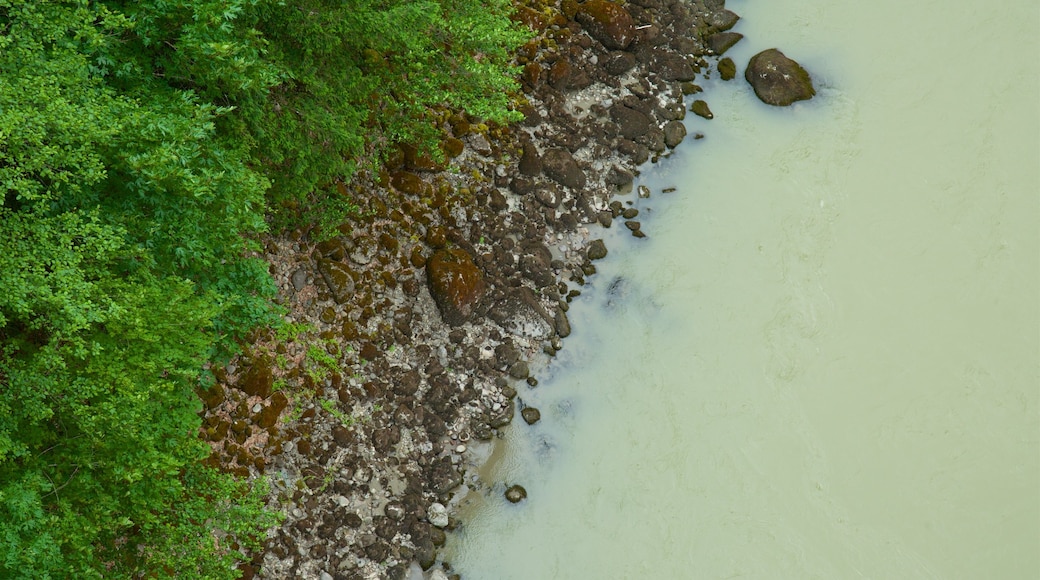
[239,358,273,399]
[576,0,636,50]
[426,248,487,326]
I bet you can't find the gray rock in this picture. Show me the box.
[291,267,308,291]
[745,48,816,106]
[427,503,449,528]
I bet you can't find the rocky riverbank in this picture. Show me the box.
[197,0,742,577]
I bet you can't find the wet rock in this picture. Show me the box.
[745,48,816,106]
[490,401,514,428]
[587,239,608,260]
[707,31,743,55]
[509,361,530,379]
[521,407,541,425]
[609,104,651,139]
[554,307,571,338]
[691,100,713,119]
[426,248,487,326]
[317,259,356,304]
[505,484,528,503]
[549,58,592,91]
[663,120,687,148]
[542,148,587,189]
[707,8,740,31]
[576,0,636,50]
[718,57,736,80]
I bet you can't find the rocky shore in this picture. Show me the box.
[196,0,746,577]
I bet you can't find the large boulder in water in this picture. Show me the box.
[426,248,486,326]
[745,49,815,106]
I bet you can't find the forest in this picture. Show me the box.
[0,0,524,576]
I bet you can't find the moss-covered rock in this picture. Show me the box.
[576,0,636,50]
[426,248,487,326]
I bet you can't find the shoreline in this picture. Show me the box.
[198,1,739,577]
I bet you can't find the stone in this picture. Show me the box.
[576,0,636,50]
[518,141,542,176]
[521,407,541,425]
[609,104,651,139]
[745,48,816,106]
[426,248,487,326]
[707,31,743,55]
[427,503,449,528]
[656,53,697,81]
[509,361,530,379]
[317,259,356,304]
[707,9,740,31]
[488,288,555,340]
[588,239,608,260]
[239,358,273,399]
[291,268,308,291]
[505,484,528,503]
[541,148,587,189]
[718,57,736,80]
[554,307,571,338]
[691,100,713,119]
[389,171,428,196]
[602,51,637,75]
[663,120,687,148]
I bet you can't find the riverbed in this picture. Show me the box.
[445,0,1039,577]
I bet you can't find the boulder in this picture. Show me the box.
[542,148,587,189]
[609,104,651,139]
[576,0,636,50]
[707,31,743,55]
[745,49,815,106]
[426,248,487,326]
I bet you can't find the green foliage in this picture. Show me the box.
[1,0,526,575]
[246,0,529,231]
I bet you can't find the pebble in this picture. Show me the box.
[455,444,467,453]
[252,403,262,413]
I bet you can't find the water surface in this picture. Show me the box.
[447,0,1040,577]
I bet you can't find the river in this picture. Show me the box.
[445,0,1040,577]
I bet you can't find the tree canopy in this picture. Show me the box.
[0,0,524,576]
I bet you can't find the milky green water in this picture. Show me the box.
[445,0,1040,577]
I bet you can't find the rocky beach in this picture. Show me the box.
[197,0,752,577]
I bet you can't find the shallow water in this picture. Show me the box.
[446,0,1039,577]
